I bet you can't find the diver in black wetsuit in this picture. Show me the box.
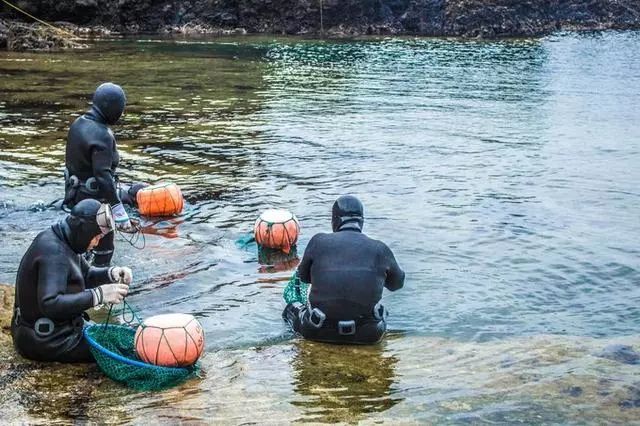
[11,199,133,363]
[283,195,405,344]
[64,82,145,266]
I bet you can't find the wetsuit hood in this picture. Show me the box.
[332,195,364,232]
[91,82,126,125]
[57,199,114,253]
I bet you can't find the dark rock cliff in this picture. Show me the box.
[1,0,639,41]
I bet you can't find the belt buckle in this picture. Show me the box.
[373,302,388,321]
[338,320,356,336]
[34,318,55,337]
[308,307,326,329]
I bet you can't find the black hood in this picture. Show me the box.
[57,199,104,253]
[91,82,126,125]
[332,195,364,232]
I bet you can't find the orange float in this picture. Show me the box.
[254,209,300,254]
[136,183,184,216]
[134,313,204,367]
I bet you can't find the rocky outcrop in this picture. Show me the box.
[0,19,86,51]
[441,0,640,38]
[0,0,638,48]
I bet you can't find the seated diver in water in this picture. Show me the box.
[283,195,405,344]
[64,82,146,266]
[11,199,133,362]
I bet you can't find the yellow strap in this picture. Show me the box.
[1,0,80,39]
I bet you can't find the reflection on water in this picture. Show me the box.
[257,246,300,274]
[1,32,640,422]
[1,321,638,423]
[291,340,400,423]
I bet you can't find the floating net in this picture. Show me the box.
[283,270,310,305]
[84,303,198,391]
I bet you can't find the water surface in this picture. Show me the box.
[0,32,639,423]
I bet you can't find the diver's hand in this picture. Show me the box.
[91,283,128,306]
[109,266,133,285]
[111,203,133,231]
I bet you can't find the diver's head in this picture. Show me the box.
[61,199,114,253]
[332,195,364,232]
[91,82,126,125]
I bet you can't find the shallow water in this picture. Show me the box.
[0,32,639,423]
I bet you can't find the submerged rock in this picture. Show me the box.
[597,344,640,365]
[563,385,583,397]
[618,383,640,410]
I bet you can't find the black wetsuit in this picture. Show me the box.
[11,224,112,362]
[283,226,405,344]
[65,108,121,266]
[66,110,121,206]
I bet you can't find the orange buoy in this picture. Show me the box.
[254,209,300,254]
[134,313,204,367]
[136,183,184,217]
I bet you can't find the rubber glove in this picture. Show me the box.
[109,266,133,285]
[91,283,128,306]
[111,203,133,231]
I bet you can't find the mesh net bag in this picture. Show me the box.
[283,271,310,305]
[85,319,197,391]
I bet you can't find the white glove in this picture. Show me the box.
[91,283,128,306]
[109,266,133,285]
[111,203,133,231]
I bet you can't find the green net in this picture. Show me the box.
[85,323,196,391]
[283,271,310,305]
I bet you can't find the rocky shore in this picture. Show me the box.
[0,0,639,50]
[1,280,640,423]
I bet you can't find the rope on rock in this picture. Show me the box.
[1,0,80,40]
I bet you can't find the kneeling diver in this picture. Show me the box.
[11,199,133,362]
[283,195,405,344]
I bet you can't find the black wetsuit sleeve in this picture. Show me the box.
[382,244,405,292]
[37,256,94,320]
[91,144,120,206]
[80,256,112,288]
[297,235,316,283]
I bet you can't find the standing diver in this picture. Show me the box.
[283,195,405,344]
[64,82,143,266]
[11,199,133,362]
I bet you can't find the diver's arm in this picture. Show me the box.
[80,255,112,288]
[297,235,317,283]
[91,142,120,206]
[37,256,94,320]
[382,244,405,291]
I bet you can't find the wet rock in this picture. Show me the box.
[2,20,87,52]
[597,344,640,365]
[619,384,640,409]
[0,283,14,333]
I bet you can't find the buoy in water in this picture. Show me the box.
[134,313,204,367]
[254,209,300,254]
[136,183,184,216]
